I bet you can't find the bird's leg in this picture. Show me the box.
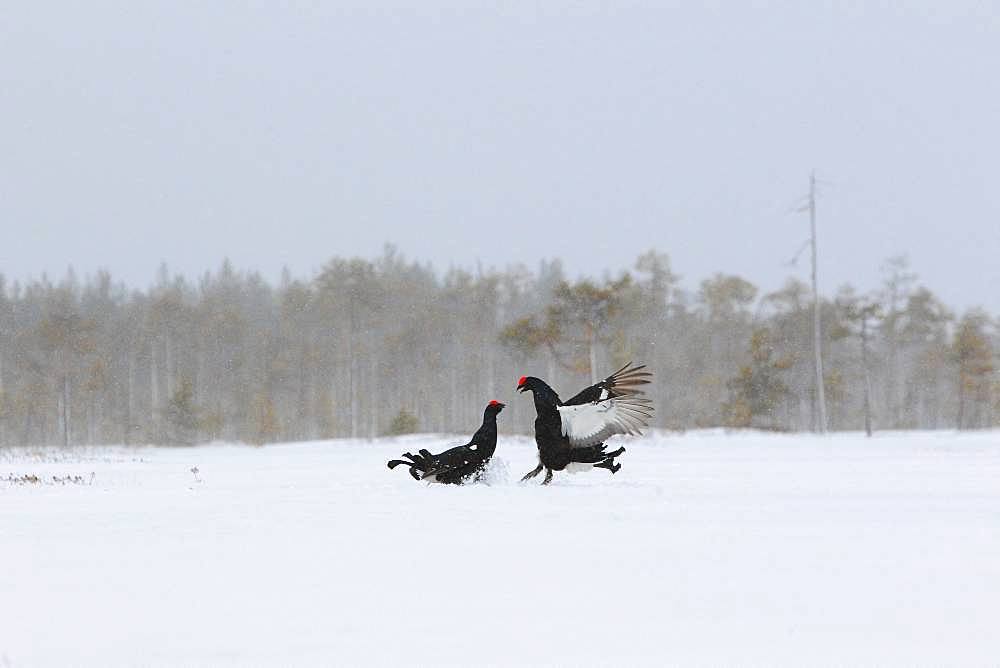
[593,458,621,474]
[542,468,554,485]
[520,463,543,482]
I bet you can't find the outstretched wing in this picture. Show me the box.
[557,363,654,448]
[563,362,653,406]
[557,395,654,448]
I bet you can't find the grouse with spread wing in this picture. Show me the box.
[517,363,652,484]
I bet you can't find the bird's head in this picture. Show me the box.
[516,375,561,407]
[516,376,539,393]
[486,399,506,414]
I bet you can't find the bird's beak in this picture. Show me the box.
[516,384,526,393]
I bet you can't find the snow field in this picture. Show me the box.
[2,430,999,666]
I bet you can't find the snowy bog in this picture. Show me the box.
[3,430,999,666]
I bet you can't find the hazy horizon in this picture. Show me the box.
[3,3,998,311]
[4,243,996,318]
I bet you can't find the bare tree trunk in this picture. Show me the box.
[0,352,4,445]
[588,327,598,385]
[165,335,173,400]
[809,171,828,433]
[193,348,203,412]
[888,331,899,428]
[62,373,71,447]
[486,346,495,402]
[348,300,358,439]
[349,356,357,439]
[984,385,992,428]
[861,318,873,437]
[449,364,458,432]
[125,349,134,445]
[151,341,159,436]
[956,372,965,430]
[297,345,308,440]
[86,395,94,444]
[369,352,377,439]
[23,399,33,445]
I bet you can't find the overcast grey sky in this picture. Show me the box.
[2,2,998,311]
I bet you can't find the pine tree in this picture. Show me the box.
[164,379,199,445]
[723,329,792,430]
[952,312,994,429]
[386,409,419,436]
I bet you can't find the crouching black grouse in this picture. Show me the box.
[517,362,653,484]
[387,400,505,484]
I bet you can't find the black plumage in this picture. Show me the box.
[387,401,505,484]
[516,362,653,484]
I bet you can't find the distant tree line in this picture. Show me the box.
[0,247,996,446]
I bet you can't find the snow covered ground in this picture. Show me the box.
[2,430,999,667]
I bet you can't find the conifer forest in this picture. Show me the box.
[0,247,995,447]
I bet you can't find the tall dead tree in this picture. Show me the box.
[803,172,828,433]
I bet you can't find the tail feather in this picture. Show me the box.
[606,362,653,397]
[389,451,435,481]
[567,443,611,464]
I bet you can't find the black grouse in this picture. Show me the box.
[517,363,653,484]
[387,400,505,484]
